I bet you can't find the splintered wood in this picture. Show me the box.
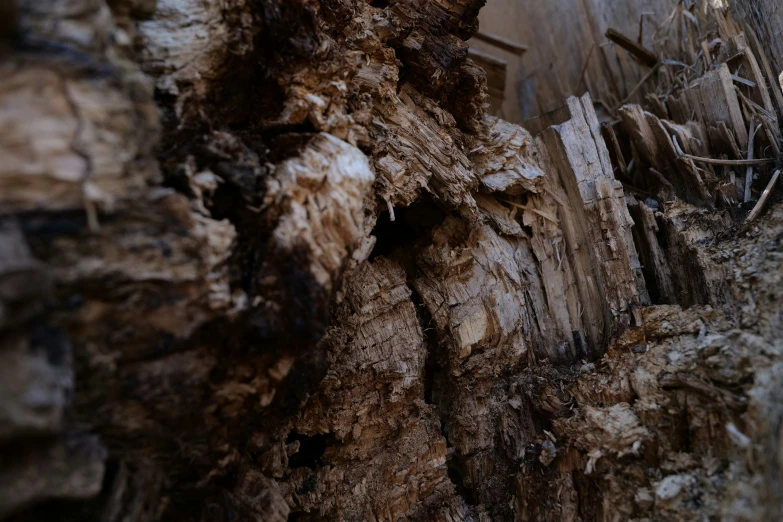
[1,1,783,522]
[600,3,782,315]
[510,5,783,520]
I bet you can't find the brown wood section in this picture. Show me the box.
[483,0,679,120]
[475,0,783,122]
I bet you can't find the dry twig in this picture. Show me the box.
[606,28,658,68]
[746,170,780,223]
[680,154,775,167]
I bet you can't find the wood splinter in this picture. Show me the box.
[745,120,762,203]
[746,170,780,223]
[679,154,776,167]
[605,28,658,68]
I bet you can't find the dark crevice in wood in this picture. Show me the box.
[285,432,330,470]
[369,193,446,261]
[446,461,479,506]
[628,203,665,305]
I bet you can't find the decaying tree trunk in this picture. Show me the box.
[1,0,782,521]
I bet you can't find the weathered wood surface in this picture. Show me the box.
[498,0,681,119]
[0,0,782,521]
[730,0,783,87]
[508,0,783,122]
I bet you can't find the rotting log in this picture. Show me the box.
[1,1,783,522]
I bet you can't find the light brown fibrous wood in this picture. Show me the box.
[1,1,783,521]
